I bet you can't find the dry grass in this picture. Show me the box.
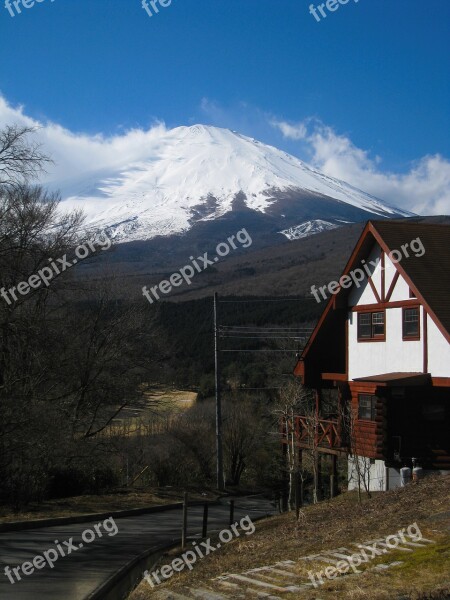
[129,475,450,600]
[0,488,217,524]
[102,387,198,438]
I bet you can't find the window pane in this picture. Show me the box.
[372,312,385,336]
[358,395,372,419]
[358,313,372,338]
[358,394,376,420]
[404,308,419,337]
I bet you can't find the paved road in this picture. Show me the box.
[0,496,275,600]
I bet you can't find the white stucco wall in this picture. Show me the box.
[348,460,450,491]
[348,307,423,380]
[348,457,387,492]
[427,315,450,377]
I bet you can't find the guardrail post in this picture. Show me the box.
[182,492,188,550]
[229,500,235,526]
[202,502,208,538]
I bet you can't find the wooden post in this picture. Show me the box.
[313,451,321,503]
[331,454,338,497]
[316,451,323,502]
[298,449,304,507]
[202,502,208,538]
[182,492,188,549]
[282,434,289,512]
[294,471,300,521]
[229,500,235,526]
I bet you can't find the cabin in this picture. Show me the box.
[291,221,450,492]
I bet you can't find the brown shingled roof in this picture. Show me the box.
[371,221,450,338]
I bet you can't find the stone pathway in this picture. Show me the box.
[153,535,435,599]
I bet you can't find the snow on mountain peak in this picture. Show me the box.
[58,125,411,242]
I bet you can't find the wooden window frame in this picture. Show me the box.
[403,306,420,341]
[358,394,377,421]
[357,310,386,342]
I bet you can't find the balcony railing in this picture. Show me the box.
[282,415,343,450]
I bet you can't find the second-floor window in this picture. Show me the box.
[357,311,385,341]
[403,307,420,339]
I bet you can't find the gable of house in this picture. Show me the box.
[296,221,450,385]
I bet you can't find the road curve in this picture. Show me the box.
[0,496,275,600]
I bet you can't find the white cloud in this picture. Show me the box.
[270,120,307,141]
[0,96,167,195]
[0,95,448,217]
[272,119,450,215]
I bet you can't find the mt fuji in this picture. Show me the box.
[59,125,412,244]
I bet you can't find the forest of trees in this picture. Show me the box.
[0,126,325,510]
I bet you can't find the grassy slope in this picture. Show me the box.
[129,475,450,600]
[0,488,218,524]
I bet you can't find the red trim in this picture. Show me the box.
[294,359,305,379]
[322,372,347,381]
[381,251,386,301]
[386,271,400,302]
[368,277,381,303]
[345,318,349,378]
[357,309,386,342]
[368,223,450,345]
[432,377,450,387]
[352,299,419,312]
[423,309,428,373]
[299,222,374,362]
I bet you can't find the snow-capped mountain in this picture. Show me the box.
[59,125,412,243]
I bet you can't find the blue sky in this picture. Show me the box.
[0,0,449,214]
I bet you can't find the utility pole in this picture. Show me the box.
[214,292,224,491]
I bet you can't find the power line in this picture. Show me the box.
[220,349,300,353]
[220,326,313,331]
[220,335,309,340]
[218,298,314,303]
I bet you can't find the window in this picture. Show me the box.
[403,307,420,339]
[358,311,385,340]
[358,394,377,421]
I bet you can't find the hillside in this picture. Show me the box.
[129,475,450,600]
[83,215,450,302]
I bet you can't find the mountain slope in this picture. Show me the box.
[60,125,412,243]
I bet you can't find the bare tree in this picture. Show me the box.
[339,401,372,502]
[222,394,263,486]
[274,381,316,513]
[0,125,52,188]
[0,126,166,507]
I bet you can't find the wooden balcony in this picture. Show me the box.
[281,415,347,455]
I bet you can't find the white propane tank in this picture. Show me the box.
[413,466,424,482]
[400,467,412,486]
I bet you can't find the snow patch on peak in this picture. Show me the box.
[279,219,341,241]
